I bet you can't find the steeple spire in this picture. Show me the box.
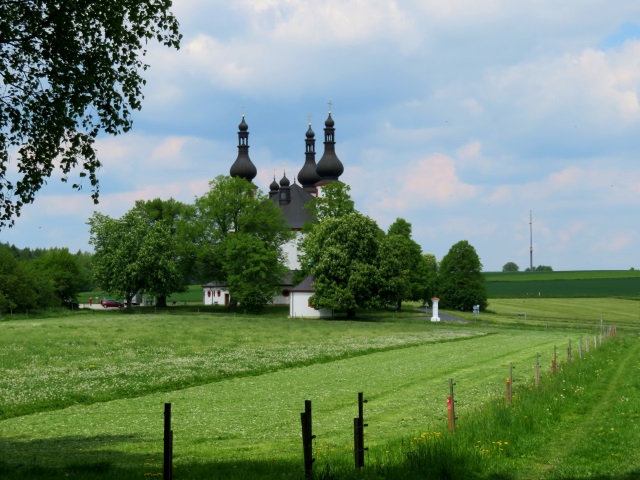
[315,109,343,184]
[298,120,321,193]
[230,114,257,182]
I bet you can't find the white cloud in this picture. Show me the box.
[483,41,640,130]
[369,153,478,214]
[237,0,413,45]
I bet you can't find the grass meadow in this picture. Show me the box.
[1,271,639,479]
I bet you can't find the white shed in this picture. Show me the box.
[289,275,332,318]
[202,282,230,306]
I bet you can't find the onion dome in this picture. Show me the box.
[324,112,335,128]
[306,124,315,138]
[298,123,321,191]
[230,114,257,182]
[270,175,279,192]
[315,112,343,183]
[280,172,290,188]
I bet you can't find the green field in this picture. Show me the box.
[1,304,639,479]
[485,270,640,298]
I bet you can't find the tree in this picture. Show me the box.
[34,248,86,305]
[74,250,95,292]
[438,240,488,311]
[387,218,412,238]
[132,198,193,306]
[0,244,56,313]
[378,219,425,311]
[0,1,181,226]
[192,176,292,308]
[221,233,288,312]
[502,262,520,272]
[415,253,438,304]
[301,213,383,318]
[88,209,183,308]
[305,182,355,224]
[525,265,553,272]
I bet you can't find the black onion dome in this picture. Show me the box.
[306,124,315,138]
[280,172,290,187]
[230,115,257,181]
[315,112,343,182]
[270,176,279,192]
[229,156,257,181]
[324,112,335,127]
[298,162,320,187]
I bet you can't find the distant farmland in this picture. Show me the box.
[484,270,640,298]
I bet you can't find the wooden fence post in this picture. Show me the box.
[354,392,367,469]
[447,378,456,433]
[552,345,557,375]
[301,400,314,478]
[506,362,514,405]
[567,338,572,364]
[164,402,173,480]
[578,338,583,359]
[535,353,540,387]
[586,337,590,353]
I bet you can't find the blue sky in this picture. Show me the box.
[2,0,640,271]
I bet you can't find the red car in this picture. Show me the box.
[102,299,124,308]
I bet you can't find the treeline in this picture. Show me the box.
[297,183,489,317]
[85,177,489,315]
[2,177,490,315]
[0,244,93,313]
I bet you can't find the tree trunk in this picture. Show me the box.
[156,295,167,308]
[347,308,356,319]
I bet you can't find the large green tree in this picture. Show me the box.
[416,253,438,303]
[34,248,86,305]
[438,240,488,311]
[192,176,292,308]
[221,233,288,312]
[0,244,56,313]
[132,198,194,306]
[301,213,383,319]
[88,209,183,308]
[378,218,425,311]
[0,0,181,226]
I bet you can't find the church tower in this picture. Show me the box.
[297,123,321,194]
[315,111,344,187]
[229,115,257,182]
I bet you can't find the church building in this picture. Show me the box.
[202,110,344,313]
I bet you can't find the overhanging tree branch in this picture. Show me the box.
[0,0,181,227]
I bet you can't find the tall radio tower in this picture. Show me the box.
[529,210,533,271]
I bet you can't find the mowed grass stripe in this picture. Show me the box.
[0,315,481,419]
[1,329,562,468]
[486,298,640,330]
[529,338,640,480]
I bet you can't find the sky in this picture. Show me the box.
[2,0,640,271]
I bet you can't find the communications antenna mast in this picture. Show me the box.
[529,210,533,271]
